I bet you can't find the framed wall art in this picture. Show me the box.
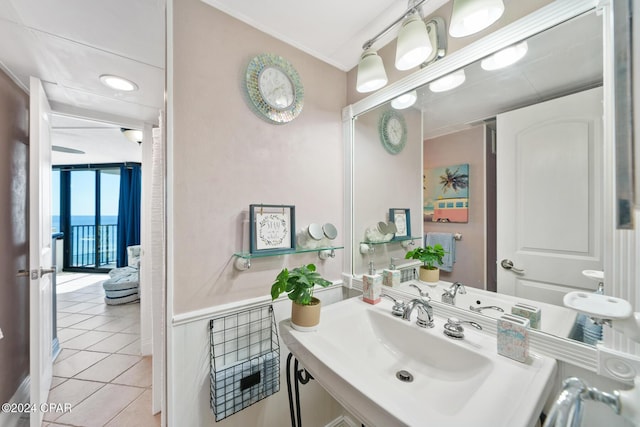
[389,208,411,240]
[423,164,469,223]
[249,204,296,254]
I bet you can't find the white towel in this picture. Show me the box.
[425,232,456,272]
[262,351,279,396]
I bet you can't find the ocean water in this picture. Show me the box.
[52,215,119,267]
[52,215,118,232]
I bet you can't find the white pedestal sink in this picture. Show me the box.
[280,297,557,427]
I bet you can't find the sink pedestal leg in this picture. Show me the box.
[286,352,314,427]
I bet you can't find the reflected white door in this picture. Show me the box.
[496,87,603,306]
[29,76,53,427]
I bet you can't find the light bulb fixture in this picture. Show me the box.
[429,69,466,92]
[391,90,418,109]
[121,128,143,144]
[449,0,505,38]
[356,48,388,93]
[357,0,443,93]
[481,41,528,70]
[99,74,139,91]
[395,13,433,71]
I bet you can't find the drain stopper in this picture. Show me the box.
[396,370,414,382]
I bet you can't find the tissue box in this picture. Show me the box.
[497,314,529,363]
[382,269,401,288]
[362,274,382,304]
[511,303,541,329]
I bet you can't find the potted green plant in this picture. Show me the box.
[405,244,446,283]
[271,263,332,331]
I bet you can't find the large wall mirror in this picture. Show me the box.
[346,0,632,354]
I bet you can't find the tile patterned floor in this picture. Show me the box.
[41,273,160,427]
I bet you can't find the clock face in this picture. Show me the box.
[259,67,295,110]
[245,54,304,124]
[386,117,403,145]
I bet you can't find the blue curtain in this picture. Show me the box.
[116,164,141,267]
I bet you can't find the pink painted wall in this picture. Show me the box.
[171,0,347,315]
[353,104,423,275]
[424,126,486,289]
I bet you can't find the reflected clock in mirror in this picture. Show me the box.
[379,110,407,154]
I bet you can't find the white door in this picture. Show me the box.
[29,76,53,427]
[496,87,603,306]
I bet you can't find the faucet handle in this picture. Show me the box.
[443,317,482,339]
[451,282,467,294]
[409,284,430,300]
[381,293,405,317]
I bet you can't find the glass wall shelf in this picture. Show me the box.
[359,236,422,246]
[359,236,421,255]
[234,246,344,259]
[233,246,344,270]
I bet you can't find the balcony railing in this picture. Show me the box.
[70,223,118,268]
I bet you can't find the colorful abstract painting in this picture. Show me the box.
[423,164,469,223]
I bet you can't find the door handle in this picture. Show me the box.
[16,267,56,279]
[39,267,56,277]
[500,259,525,274]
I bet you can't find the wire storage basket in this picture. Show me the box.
[209,304,280,421]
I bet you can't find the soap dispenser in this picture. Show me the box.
[383,257,401,288]
[363,261,382,304]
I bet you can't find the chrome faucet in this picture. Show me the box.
[544,377,620,427]
[409,283,429,299]
[442,282,466,305]
[402,298,434,328]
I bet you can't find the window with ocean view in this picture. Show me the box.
[54,165,121,271]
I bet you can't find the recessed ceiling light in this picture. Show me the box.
[429,69,466,92]
[99,74,138,91]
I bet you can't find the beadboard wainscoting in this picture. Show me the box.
[168,284,352,427]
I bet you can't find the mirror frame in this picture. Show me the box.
[342,0,637,369]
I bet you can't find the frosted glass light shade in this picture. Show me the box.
[356,49,388,93]
[429,69,466,92]
[449,0,505,38]
[391,90,418,109]
[481,41,528,70]
[395,15,433,70]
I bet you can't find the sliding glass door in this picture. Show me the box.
[56,166,121,272]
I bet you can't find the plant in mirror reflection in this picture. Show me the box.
[405,244,446,270]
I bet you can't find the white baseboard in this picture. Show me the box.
[0,376,30,427]
[325,414,359,427]
[140,336,153,356]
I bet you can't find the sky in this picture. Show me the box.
[52,169,120,217]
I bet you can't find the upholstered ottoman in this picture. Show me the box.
[103,272,139,305]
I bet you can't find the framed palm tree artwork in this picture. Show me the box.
[423,164,469,223]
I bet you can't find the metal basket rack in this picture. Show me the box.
[209,304,280,421]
